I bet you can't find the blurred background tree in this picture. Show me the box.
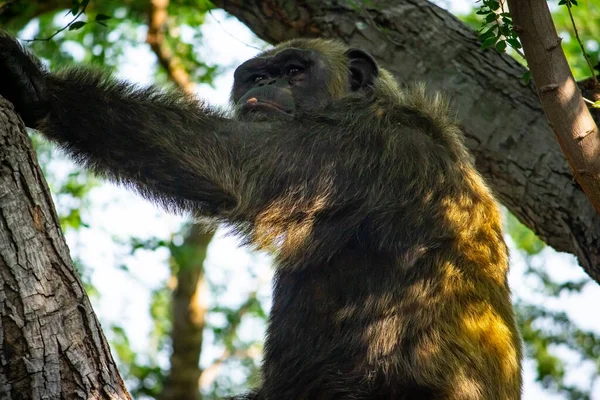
[1,0,599,399]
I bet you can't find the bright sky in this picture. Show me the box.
[33,1,600,398]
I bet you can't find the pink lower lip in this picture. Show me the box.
[245,100,291,114]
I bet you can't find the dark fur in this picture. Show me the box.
[0,34,522,399]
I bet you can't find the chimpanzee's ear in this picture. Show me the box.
[345,48,379,91]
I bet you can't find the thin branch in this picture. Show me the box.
[199,349,232,388]
[583,97,596,105]
[207,9,263,51]
[199,348,259,388]
[498,0,526,59]
[198,292,261,389]
[146,0,195,94]
[23,1,90,42]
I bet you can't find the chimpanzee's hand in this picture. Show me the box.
[0,32,50,127]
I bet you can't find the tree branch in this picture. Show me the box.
[199,348,259,389]
[146,0,195,94]
[506,0,600,215]
[199,292,260,389]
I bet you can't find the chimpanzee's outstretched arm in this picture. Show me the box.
[42,68,242,215]
[0,34,373,219]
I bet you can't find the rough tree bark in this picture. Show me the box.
[0,97,130,400]
[212,0,600,281]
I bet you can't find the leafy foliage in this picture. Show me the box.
[476,1,521,53]
[472,0,529,81]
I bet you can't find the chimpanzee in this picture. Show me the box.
[0,35,522,399]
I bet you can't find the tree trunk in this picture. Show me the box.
[160,226,212,400]
[213,0,600,282]
[0,97,130,400]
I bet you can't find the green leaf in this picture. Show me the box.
[507,38,522,49]
[571,0,578,5]
[488,1,500,11]
[69,21,87,31]
[481,37,497,49]
[591,101,600,108]
[479,26,498,41]
[70,0,80,16]
[95,13,111,21]
[485,13,498,23]
[496,40,507,52]
[522,70,532,84]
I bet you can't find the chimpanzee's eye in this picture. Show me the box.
[285,66,303,77]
